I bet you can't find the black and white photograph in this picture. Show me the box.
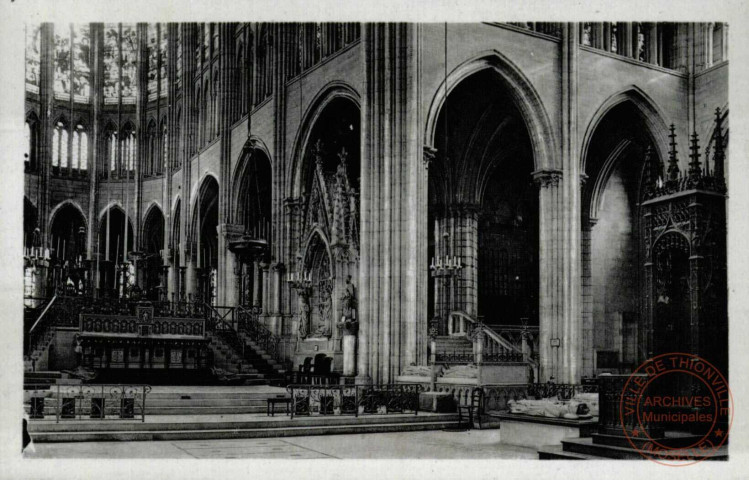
[1,1,748,479]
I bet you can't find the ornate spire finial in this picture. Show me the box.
[713,107,725,180]
[643,144,654,190]
[667,124,680,182]
[688,130,702,178]
[312,139,324,168]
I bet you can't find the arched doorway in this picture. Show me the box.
[142,205,165,300]
[193,176,219,305]
[289,93,361,372]
[50,203,87,295]
[428,68,538,333]
[582,101,658,375]
[233,147,273,308]
[98,206,134,298]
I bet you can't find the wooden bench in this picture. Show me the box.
[266,396,291,416]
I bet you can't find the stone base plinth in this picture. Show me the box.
[419,391,456,413]
[496,413,598,449]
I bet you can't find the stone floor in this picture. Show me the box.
[24,429,537,459]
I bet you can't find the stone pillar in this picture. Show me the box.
[342,334,356,376]
[216,23,236,306]
[581,216,596,377]
[560,23,582,384]
[87,24,105,297]
[359,23,421,384]
[217,223,243,306]
[38,24,54,264]
[533,169,563,382]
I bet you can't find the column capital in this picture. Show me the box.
[579,173,589,188]
[423,145,437,169]
[531,169,563,188]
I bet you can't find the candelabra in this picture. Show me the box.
[286,271,313,295]
[429,255,463,278]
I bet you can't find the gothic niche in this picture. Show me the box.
[302,234,333,338]
[292,95,361,345]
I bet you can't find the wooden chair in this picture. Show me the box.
[298,357,313,383]
[458,387,484,429]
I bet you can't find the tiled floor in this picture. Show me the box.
[25,430,537,459]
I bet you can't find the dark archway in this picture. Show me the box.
[193,176,219,304]
[98,207,134,297]
[302,96,360,195]
[172,200,182,298]
[142,205,165,300]
[428,68,538,332]
[233,147,273,307]
[582,101,659,374]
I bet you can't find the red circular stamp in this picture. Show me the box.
[618,352,732,466]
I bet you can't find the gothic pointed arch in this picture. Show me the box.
[426,64,539,331]
[288,82,361,198]
[231,137,273,229]
[423,51,557,172]
[580,86,670,173]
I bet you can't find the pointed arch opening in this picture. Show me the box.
[97,205,135,298]
[581,100,662,376]
[142,205,166,300]
[192,175,219,305]
[428,68,538,333]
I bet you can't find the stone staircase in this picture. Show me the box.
[28,411,461,442]
[538,431,728,460]
[24,298,58,372]
[206,330,284,386]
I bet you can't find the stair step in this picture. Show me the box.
[25,371,63,379]
[538,445,597,460]
[560,437,728,460]
[29,416,460,442]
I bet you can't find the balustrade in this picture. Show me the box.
[24,383,151,422]
[286,383,423,418]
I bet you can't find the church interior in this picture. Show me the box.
[21,22,729,460]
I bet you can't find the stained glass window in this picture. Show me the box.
[52,129,60,167]
[72,126,88,170]
[24,123,31,153]
[60,129,69,169]
[103,24,119,101]
[160,24,168,96]
[72,25,90,99]
[25,24,41,90]
[80,131,88,170]
[121,24,138,102]
[147,24,158,97]
[54,29,71,96]
[176,26,182,89]
[109,130,118,173]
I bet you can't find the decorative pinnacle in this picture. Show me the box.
[312,138,324,168]
[688,130,702,178]
[713,107,725,180]
[667,124,680,181]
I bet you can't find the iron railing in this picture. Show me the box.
[526,382,599,401]
[236,305,283,364]
[287,383,423,419]
[24,383,151,423]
